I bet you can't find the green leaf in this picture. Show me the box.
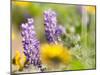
[69,58,85,70]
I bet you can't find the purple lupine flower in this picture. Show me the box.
[21,18,42,70]
[55,25,66,36]
[44,9,57,43]
[44,9,66,43]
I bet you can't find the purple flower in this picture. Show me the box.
[55,25,66,36]
[21,18,42,70]
[44,9,66,43]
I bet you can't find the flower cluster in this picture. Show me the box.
[20,9,66,71]
[44,9,65,44]
[21,18,42,69]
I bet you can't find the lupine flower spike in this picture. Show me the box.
[44,9,66,44]
[43,9,71,70]
[21,18,42,71]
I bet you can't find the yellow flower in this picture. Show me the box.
[13,1,31,7]
[12,50,26,71]
[84,6,96,14]
[40,44,72,69]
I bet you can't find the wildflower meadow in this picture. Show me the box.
[11,1,96,74]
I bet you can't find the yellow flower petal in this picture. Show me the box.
[14,2,31,7]
[40,43,72,68]
[13,50,27,71]
[84,6,96,14]
[20,53,27,65]
[15,50,21,66]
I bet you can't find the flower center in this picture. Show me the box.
[50,56,61,65]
